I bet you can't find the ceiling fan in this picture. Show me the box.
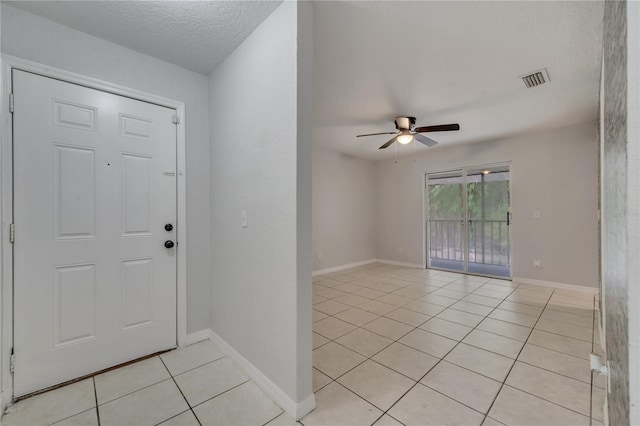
[357,117,460,149]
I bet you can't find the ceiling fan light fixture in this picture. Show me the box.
[397,133,414,144]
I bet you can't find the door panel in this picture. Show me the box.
[13,70,178,396]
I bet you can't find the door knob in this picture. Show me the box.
[165,223,173,232]
[164,240,175,249]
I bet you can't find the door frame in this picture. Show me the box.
[0,55,188,407]
[422,161,513,279]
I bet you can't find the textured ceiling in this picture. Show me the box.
[313,1,604,160]
[5,0,282,75]
[6,1,604,160]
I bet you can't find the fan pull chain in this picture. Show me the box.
[395,142,398,164]
[413,138,416,162]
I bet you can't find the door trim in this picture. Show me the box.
[0,55,188,408]
[422,161,513,279]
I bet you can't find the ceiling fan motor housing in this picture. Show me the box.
[395,116,416,130]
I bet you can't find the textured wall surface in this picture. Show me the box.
[602,1,629,425]
[312,149,376,271]
[374,122,600,287]
[209,1,313,409]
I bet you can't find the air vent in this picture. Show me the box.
[521,68,550,88]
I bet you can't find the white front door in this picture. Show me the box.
[12,70,178,396]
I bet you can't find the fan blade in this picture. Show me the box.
[415,123,460,133]
[379,136,397,149]
[357,131,398,138]
[414,133,438,147]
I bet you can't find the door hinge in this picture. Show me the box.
[9,93,14,113]
[171,115,179,124]
[10,353,15,374]
[9,223,15,243]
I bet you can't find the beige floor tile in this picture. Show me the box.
[477,318,532,341]
[174,357,248,406]
[315,278,343,288]
[462,294,502,308]
[372,342,439,381]
[481,417,507,426]
[472,288,510,299]
[313,332,330,349]
[336,328,393,357]
[334,282,367,293]
[193,381,282,426]
[338,360,415,410]
[373,414,404,426]
[399,329,457,358]
[445,344,514,382]
[497,300,543,317]
[50,408,99,426]
[419,294,458,307]
[489,309,538,327]
[359,300,398,315]
[518,344,591,383]
[389,383,485,426]
[353,287,387,299]
[313,286,346,299]
[334,293,370,307]
[540,309,593,328]
[364,317,414,340]
[313,317,357,340]
[334,307,380,327]
[436,308,484,327]
[421,361,502,413]
[301,382,383,426]
[95,356,171,404]
[161,340,225,376]
[463,329,524,359]
[546,304,594,318]
[432,288,468,300]
[384,307,431,327]
[534,318,593,342]
[313,309,328,323]
[376,293,414,307]
[264,412,299,426]
[313,342,366,379]
[505,362,591,415]
[99,379,189,426]
[489,385,590,426]
[450,301,494,316]
[528,329,592,359]
[313,294,328,305]
[419,317,473,341]
[504,294,547,307]
[313,368,332,392]
[404,300,446,316]
[2,379,95,426]
[393,287,429,299]
[313,299,352,316]
[158,410,200,426]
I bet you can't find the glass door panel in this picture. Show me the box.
[427,171,465,272]
[466,167,511,277]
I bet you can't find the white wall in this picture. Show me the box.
[0,3,212,333]
[375,122,600,288]
[312,148,376,271]
[208,1,313,418]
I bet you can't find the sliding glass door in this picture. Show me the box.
[426,165,511,278]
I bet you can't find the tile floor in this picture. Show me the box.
[308,263,605,426]
[2,263,606,426]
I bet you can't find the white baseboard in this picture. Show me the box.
[374,259,424,269]
[184,329,213,346]
[512,277,599,294]
[207,330,316,421]
[312,259,376,276]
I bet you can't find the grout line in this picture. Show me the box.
[93,377,101,426]
[152,409,193,426]
[158,356,203,426]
